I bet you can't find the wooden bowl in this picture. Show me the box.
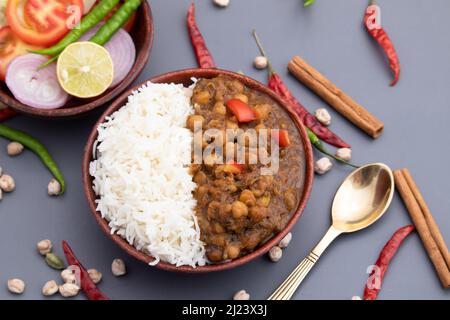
[0,2,153,119]
[82,68,314,273]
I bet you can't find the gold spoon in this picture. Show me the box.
[268,163,395,300]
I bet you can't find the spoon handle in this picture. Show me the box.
[268,226,341,300]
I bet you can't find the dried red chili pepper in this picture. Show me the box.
[364,0,400,86]
[62,241,109,300]
[364,225,415,300]
[187,3,216,69]
[0,107,18,122]
[252,30,350,149]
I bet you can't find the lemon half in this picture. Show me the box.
[57,42,114,98]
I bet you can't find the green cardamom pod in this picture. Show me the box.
[45,253,65,270]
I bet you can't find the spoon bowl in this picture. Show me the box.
[269,163,395,300]
[332,163,394,233]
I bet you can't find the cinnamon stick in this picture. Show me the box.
[288,55,384,138]
[394,169,450,288]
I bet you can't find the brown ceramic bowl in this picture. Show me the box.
[82,68,314,273]
[0,2,153,119]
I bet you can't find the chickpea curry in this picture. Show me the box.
[188,75,305,263]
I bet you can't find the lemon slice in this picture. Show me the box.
[57,42,114,98]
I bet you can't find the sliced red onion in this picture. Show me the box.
[5,54,69,109]
[80,27,136,87]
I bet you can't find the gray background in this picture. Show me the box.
[0,0,449,300]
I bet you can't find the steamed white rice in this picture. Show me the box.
[89,81,206,267]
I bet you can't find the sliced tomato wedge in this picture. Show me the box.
[6,0,83,46]
[225,99,257,123]
[272,129,291,148]
[0,26,42,80]
[104,1,136,32]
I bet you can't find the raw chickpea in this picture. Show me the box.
[213,102,227,115]
[42,280,58,296]
[7,142,24,156]
[37,239,53,255]
[231,201,248,219]
[186,115,204,131]
[268,246,282,262]
[234,94,248,104]
[239,189,256,207]
[0,174,15,192]
[59,283,80,297]
[87,269,102,284]
[7,278,25,294]
[47,179,61,196]
[233,289,250,300]
[253,56,268,69]
[111,259,126,276]
[279,232,292,249]
[193,90,211,105]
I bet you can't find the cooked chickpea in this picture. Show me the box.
[254,104,271,120]
[284,190,297,211]
[254,123,266,133]
[193,171,207,185]
[226,120,239,130]
[213,102,227,115]
[233,94,248,104]
[230,80,244,93]
[249,206,268,223]
[225,244,240,259]
[231,201,248,219]
[186,115,204,131]
[207,247,223,262]
[212,223,225,234]
[193,90,211,105]
[204,154,220,166]
[239,189,256,207]
[257,193,271,207]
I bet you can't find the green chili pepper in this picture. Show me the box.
[89,0,142,44]
[0,125,66,193]
[304,0,315,7]
[31,0,121,57]
[306,128,359,168]
[39,0,141,69]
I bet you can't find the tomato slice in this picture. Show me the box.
[0,26,42,80]
[6,0,83,46]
